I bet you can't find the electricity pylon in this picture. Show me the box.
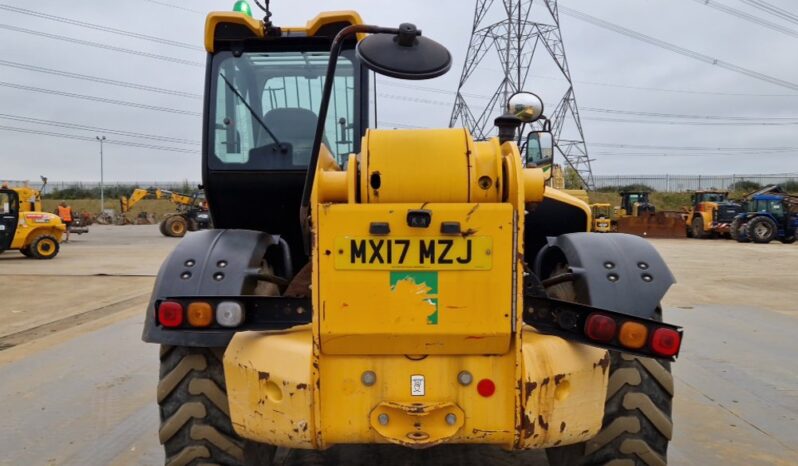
[449,0,594,189]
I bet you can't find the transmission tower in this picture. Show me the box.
[449,0,594,189]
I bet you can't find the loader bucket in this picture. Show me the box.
[616,211,686,238]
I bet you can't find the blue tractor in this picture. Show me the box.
[732,192,798,244]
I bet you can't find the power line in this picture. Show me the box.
[0,125,198,154]
[558,4,798,91]
[0,81,201,116]
[585,116,798,126]
[738,0,798,24]
[0,24,203,67]
[0,60,201,99]
[688,0,798,37]
[0,4,202,50]
[141,0,206,15]
[591,142,798,151]
[0,113,200,145]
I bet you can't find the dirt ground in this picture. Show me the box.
[0,225,796,465]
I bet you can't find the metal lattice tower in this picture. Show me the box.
[449,0,594,189]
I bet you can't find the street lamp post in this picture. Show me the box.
[96,136,106,214]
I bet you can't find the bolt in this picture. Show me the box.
[217,260,228,268]
[180,271,191,280]
[213,272,225,281]
[378,413,389,425]
[184,259,195,267]
[641,273,653,282]
[607,273,619,282]
[638,262,649,270]
[457,371,473,386]
[361,371,377,386]
[604,261,615,269]
[445,413,457,425]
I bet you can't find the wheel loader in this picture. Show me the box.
[142,5,683,465]
[615,192,686,238]
[590,203,612,233]
[685,190,742,239]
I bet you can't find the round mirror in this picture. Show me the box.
[356,23,452,80]
[508,92,544,123]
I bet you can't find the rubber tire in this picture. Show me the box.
[780,235,796,244]
[747,216,778,244]
[691,216,707,239]
[158,345,276,466]
[165,215,188,238]
[730,218,749,243]
[159,216,172,237]
[20,246,33,258]
[29,235,59,259]
[544,266,674,466]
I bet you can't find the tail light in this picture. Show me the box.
[216,301,245,327]
[187,302,213,327]
[585,313,616,343]
[618,322,648,349]
[158,301,184,328]
[651,328,681,357]
[476,379,496,397]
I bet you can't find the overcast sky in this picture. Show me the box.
[1,0,797,182]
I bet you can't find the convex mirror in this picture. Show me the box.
[356,23,452,80]
[508,92,544,123]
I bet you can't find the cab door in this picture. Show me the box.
[0,190,20,250]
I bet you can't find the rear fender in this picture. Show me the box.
[533,232,674,319]
[141,229,274,347]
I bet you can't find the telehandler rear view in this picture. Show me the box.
[143,4,683,465]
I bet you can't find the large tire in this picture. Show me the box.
[158,345,276,466]
[747,216,777,244]
[29,235,60,259]
[544,265,674,466]
[691,216,708,239]
[165,215,188,238]
[730,218,749,243]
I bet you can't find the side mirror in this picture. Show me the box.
[525,131,554,179]
[356,23,452,80]
[508,92,544,123]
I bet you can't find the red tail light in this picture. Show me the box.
[158,301,184,328]
[476,379,495,397]
[651,328,681,357]
[585,313,617,343]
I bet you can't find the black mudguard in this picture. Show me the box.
[141,229,274,347]
[533,232,675,320]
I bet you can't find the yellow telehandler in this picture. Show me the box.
[0,185,64,259]
[142,5,683,465]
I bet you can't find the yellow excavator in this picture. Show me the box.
[141,5,683,466]
[120,187,211,237]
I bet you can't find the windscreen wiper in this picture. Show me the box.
[219,73,286,150]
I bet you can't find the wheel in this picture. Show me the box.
[544,264,673,466]
[691,216,707,239]
[781,235,796,244]
[159,217,171,237]
[20,246,33,258]
[165,215,188,238]
[747,216,777,244]
[158,345,276,466]
[731,218,749,243]
[29,236,60,259]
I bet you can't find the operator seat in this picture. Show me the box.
[253,107,329,167]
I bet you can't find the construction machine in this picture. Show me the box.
[590,203,612,232]
[732,188,797,244]
[120,187,211,237]
[685,190,743,239]
[615,191,686,238]
[0,186,64,259]
[11,177,89,235]
[142,5,683,466]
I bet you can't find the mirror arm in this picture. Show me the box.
[299,24,407,255]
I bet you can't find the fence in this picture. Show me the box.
[593,174,798,192]
[6,175,798,193]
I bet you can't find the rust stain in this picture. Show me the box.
[554,374,566,385]
[460,228,478,238]
[560,421,566,433]
[594,353,611,374]
[524,381,538,400]
[521,413,536,439]
[541,377,550,387]
[258,371,270,381]
[466,204,480,221]
[538,415,549,430]
[296,383,308,390]
[581,429,590,435]
[553,440,562,446]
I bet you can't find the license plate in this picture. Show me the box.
[334,237,493,270]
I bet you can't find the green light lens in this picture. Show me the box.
[232,0,252,17]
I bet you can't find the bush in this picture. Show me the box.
[728,180,762,192]
[778,180,798,193]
